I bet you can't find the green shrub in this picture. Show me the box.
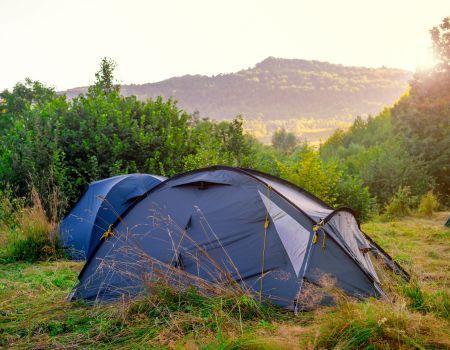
[0,63,255,210]
[384,186,413,219]
[417,191,440,216]
[278,147,342,205]
[336,175,375,221]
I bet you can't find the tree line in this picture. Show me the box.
[320,17,449,210]
[0,18,448,222]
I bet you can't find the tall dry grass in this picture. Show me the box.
[1,187,63,262]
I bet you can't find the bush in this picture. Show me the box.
[417,191,440,216]
[336,175,375,221]
[384,186,414,219]
[278,147,342,205]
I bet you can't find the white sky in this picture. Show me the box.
[0,0,448,91]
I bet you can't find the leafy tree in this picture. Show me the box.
[272,128,297,154]
[0,79,56,133]
[430,16,450,72]
[0,59,258,212]
[184,116,253,170]
[335,175,375,221]
[247,141,282,177]
[320,107,432,206]
[391,17,450,201]
[321,109,394,159]
[278,147,342,205]
[93,57,120,94]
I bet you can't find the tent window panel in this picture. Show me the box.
[259,190,310,277]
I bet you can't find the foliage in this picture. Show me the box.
[269,144,376,220]
[359,139,431,205]
[321,109,433,206]
[0,78,56,134]
[0,183,25,229]
[391,90,449,202]
[93,57,120,94]
[278,147,342,205]
[335,175,375,221]
[384,186,414,219]
[1,59,375,221]
[418,191,440,216]
[391,17,450,201]
[321,111,394,157]
[0,61,254,211]
[320,16,450,205]
[271,128,297,154]
[184,116,252,170]
[246,141,282,177]
[430,16,450,72]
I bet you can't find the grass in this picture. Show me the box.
[0,188,64,263]
[0,213,449,349]
[363,212,449,291]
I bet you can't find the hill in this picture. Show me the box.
[63,58,411,143]
[64,57,411,117]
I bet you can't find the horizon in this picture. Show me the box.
[1,0,449,91]
[63,55,412,90]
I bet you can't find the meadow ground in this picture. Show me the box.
[0,213,449,349]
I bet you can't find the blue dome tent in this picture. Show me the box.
[69,167,407,310]
[59,174,166,259]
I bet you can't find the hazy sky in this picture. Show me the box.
[0,0,448,91]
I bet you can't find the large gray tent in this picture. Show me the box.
[70,166,406,310]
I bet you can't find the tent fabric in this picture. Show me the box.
[70,166,397,309]
[259,190,310,277]
[59,174,166,260]
[251,172,333,222]
[326,211,378,281]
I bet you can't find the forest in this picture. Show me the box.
[0,15,448,350]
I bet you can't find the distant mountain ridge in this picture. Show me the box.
[64,57,411,121]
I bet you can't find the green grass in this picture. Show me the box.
[0,213,449,349]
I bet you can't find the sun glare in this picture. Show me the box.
[416,51,438,71]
